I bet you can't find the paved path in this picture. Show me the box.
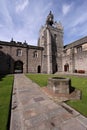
[10,74,87,130]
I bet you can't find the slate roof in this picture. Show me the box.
[0,40,43,50]
[64,36,87,49]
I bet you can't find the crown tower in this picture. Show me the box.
[38,11,63,74]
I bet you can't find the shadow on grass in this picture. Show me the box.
[69,86,75,93]
[0,74,6,81]
[7,77,14,130]
[7,87,13,130]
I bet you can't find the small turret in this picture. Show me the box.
[54,21,63,31]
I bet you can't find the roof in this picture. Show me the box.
[64,36,87,49]
[0,40,27,48]
[0,40,43,50]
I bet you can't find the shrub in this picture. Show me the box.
[77,70,85,73]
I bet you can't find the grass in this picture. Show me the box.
[66,76,87,116]
[26,74,87,117]
[27,74,52,87]
[0,75,14,130]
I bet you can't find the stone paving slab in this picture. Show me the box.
[61,118,87,130]
[10,74,87,130]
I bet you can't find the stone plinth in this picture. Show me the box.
[47,77,71,94]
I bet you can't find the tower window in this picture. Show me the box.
[77,46,82,53]
[17,49,22,56]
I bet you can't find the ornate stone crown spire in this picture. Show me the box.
[46,11,54,26]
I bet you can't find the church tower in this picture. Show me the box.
[38,11,63,74]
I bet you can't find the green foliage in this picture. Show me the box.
[26,74,87,116]
[0,75,13,130]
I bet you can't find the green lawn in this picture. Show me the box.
[0,75,14,130]
[26,74,87,117]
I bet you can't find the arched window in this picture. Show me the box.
[77,46,82,53]
[33,51,38,58]
[17,49,22,56]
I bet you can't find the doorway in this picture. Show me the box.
[64,63,69,72]
[37,65,41,73]
[14,60,23,73]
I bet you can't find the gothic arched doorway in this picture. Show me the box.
[64,63,69,72]
[14,60,23,73]
[37,65,41,73]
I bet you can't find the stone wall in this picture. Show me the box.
[0,43,27,74]
[0,41,43,74]
[10,46,27,73]
[62,42,87,73]
[0,45,12,74]
[74,51,87,73]
[28,48,42,73]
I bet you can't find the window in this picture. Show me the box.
[77,46,82,53]
[44,55,47,58]
[17,49,22,56]
[54,34,57,40]
[33,51,38,58]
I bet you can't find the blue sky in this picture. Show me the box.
[0,0,87,45]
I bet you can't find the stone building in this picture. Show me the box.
[62,36,87,73]
[0,40,43,74]
[0,11,87,74]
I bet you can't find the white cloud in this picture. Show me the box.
[16,0,29,13]
[62,3,72,15]
[72,13,87,27]
[0,0,14,29]
[0,0,87,46]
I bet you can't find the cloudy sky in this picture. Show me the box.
[0,0,87,45]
